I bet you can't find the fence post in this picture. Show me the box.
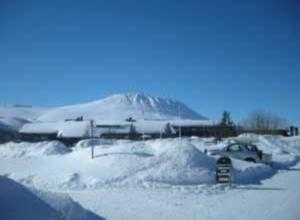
[90,120,95,159]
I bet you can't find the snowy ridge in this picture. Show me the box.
[0,106,47,121]
[0,106,48,131]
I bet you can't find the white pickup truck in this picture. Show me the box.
[208,143,272,165]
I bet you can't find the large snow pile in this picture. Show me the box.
[0,141,70,158]
[38,93,206,121]
[106,139,217,185]
[0,176,104,220]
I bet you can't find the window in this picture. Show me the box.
[245,144,258,152]
[227,144,241,152]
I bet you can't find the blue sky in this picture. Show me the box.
[1,0,299,124]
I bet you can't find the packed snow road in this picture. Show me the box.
[69,162,300,220]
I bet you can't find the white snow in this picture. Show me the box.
[37,93,207,121]
[0,93,206,131]
[0,139,217,189]
[1,93,213,138]
[20,121,91,138]
[69,164,300,220]
[0,106,48,131]
[0,106,47,121]
[0,137,296,189]
[0,176,104,220]
[1,135,300,219]
[0,116,30,131]
[19,119,215,138]
[0,141,70,158]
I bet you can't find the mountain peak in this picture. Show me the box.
[35,93,207,121]
[105,93,177,105]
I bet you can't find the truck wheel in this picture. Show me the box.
[245,158,256,163]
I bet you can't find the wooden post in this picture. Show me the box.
[178,104,182,139]
[290,126,295,136]
[160,126,162,139]
[295,127,299,136]
[142,109,145,141]
[90,120,95,159]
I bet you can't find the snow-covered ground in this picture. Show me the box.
[0,176,104,220]
[0,135,300,220]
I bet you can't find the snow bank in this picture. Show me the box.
[271,154,299,169]
[0,176,104,220]
[0,176,60,220]
[32,188,104,220]
[74,139,113,150]
[236,134,300,169]
[0,141,70,158]
[236,134,297,154]
[232,159,275,184]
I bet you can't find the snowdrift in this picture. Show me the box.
[0,139,279,189]
[232,159,274,184]
[1,135,300,190]
[0,176,104,220]
[0,141,70,158]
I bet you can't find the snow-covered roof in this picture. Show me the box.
[94,119,215,135]
[20,121,90,138]
[169,119,217,127]
[57,121,90,138]
[94,120,166,134]
[19,119,216,138]
[20,122,58,134]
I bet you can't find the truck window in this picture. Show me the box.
[227,144,241,152]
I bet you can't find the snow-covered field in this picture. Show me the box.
[1,135,300,220]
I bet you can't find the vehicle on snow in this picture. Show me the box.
[207,143,272,165]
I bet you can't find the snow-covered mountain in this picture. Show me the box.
[0,93,207,129]
[38,93,207,121]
